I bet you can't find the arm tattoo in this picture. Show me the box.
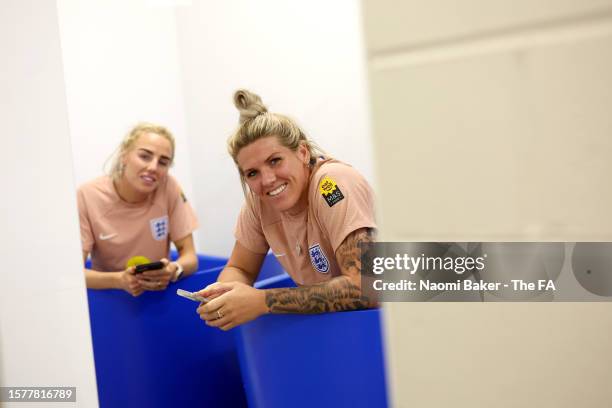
[265,228,376,314]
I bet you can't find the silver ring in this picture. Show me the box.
[217,310,223,319]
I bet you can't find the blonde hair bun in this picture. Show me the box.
[234,89,268,124]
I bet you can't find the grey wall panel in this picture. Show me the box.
[370,34,612,241]
[384,302,612,408]
[363,0,612,52]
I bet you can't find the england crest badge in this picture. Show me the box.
[309,243,329,273]
[149,215,169,241]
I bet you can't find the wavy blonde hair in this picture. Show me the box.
[107,122,175,180]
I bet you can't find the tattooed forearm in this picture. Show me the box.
[265,228,377,314]
[265,276,369,314]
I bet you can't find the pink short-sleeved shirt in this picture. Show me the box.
[235,159,376,285]
[77,175,198,272]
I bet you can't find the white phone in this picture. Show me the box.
[176,288,209,303]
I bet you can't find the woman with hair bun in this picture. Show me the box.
[197,90,377,330]
[77,123,199,296]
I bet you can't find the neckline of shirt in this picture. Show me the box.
[107,176,155,208]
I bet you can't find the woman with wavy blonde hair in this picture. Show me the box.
[197,90,377,330]
[77,123,199,296]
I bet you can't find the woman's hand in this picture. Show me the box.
[119,266,144,297]
[196,282,268,331]
[138,258,174,291]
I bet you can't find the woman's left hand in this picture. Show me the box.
[138,258,173,291]
[196,282,268,331]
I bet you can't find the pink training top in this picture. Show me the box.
[235,159,376,285]
[77,175,198,272]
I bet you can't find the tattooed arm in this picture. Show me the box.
[197,228,376,330]
[265,227,377,314]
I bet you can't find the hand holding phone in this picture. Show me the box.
[176,289,209,303]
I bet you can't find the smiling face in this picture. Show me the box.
[237,136,310,213]
[118,132,173,201]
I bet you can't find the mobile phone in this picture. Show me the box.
[176,289,209,303]
[134,261,165,274]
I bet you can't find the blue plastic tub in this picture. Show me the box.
[87,264,247,408]
[87,253,318,407]
[236,274,389,408]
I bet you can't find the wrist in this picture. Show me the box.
[171,261,184,282]
[113,271,125,289]
[259,289,269,315]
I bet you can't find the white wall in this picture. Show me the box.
[175,0,374,255]
[0,1,98,406]
[56,0,197,220]
[57,0,374,258]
